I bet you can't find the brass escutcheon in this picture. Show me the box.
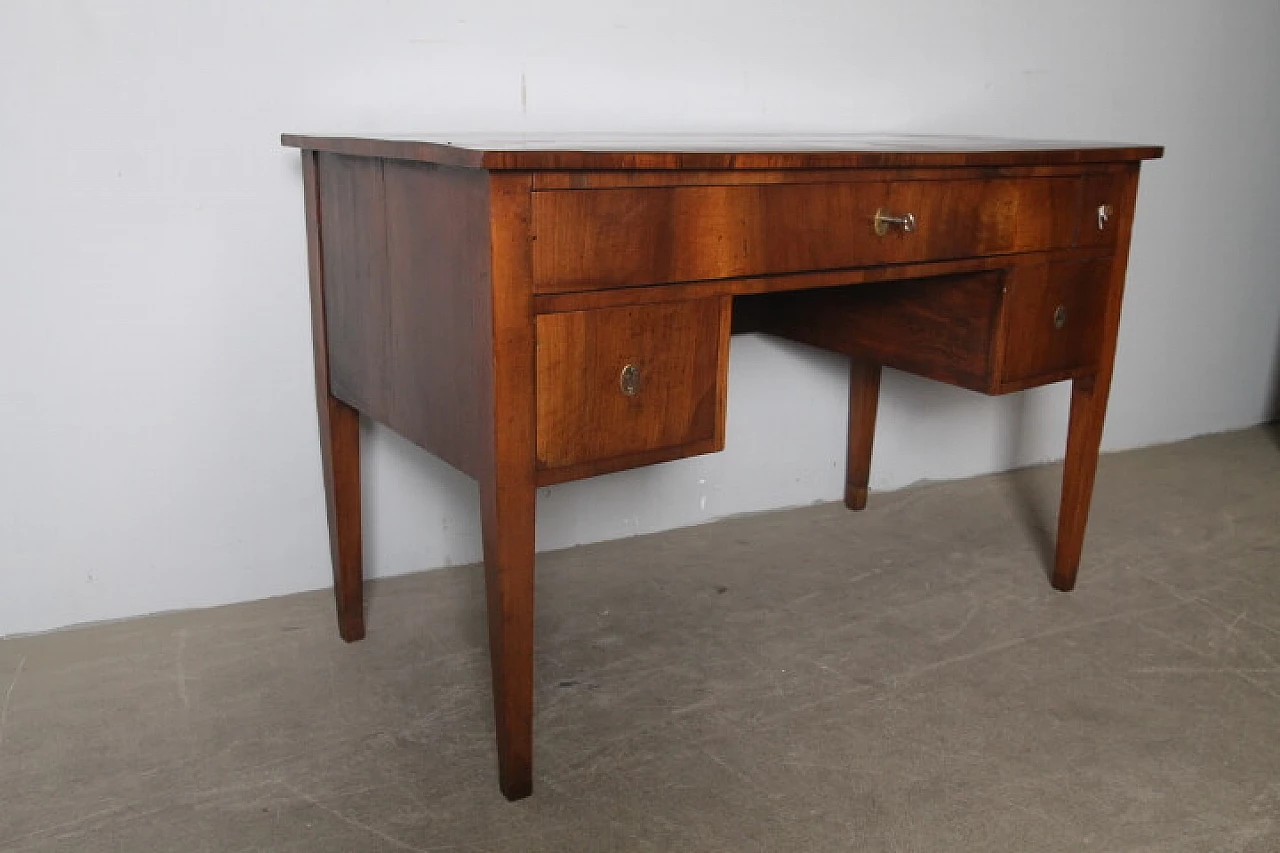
[1053,305,1068,330]
[620,363,641,396]
[1097,203,1114,230]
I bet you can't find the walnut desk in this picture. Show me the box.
[281,134,1163,799]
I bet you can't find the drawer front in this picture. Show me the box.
[998,259,1110,385]
[535,298,730,477]
[531,177,1081,292]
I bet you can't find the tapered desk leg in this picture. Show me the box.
[302,150,365,643]
[318,397,365,641]
[480,174,539,801]
[1053,376,1111,592]
[479,464,536,800]
[845,360,882,511]
[1053,163,1138,592]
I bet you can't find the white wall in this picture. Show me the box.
[3,0,1279,637]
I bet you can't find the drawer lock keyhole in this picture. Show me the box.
[620,364,641,396]
[1053,305,1068,330]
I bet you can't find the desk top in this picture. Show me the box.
[281,132,1164,171]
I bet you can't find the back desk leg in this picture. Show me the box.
[845,359,882,511]
[318,396,365,642]
[302,150,365,643]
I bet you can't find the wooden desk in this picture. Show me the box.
[281,134,1162,799]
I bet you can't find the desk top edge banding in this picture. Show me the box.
[281,133,1164,170]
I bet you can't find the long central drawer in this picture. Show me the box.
[530,176,1091,292]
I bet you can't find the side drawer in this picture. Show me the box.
[535,298,731,484]
[756,259,1112,394]
[530,176,1083,292]
[998,259,1110,386]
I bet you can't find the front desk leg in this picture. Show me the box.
[480,173,539,800]
[845,360,882,511]
[1053,375,1112,591]
[479,462,536,800]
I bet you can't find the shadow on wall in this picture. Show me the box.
[1001,392,1059,584]
[1268,310,1280,449]
[1272,309,1280,418]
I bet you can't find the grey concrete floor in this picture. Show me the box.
[2,427,1278,852]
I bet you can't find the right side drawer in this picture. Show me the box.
[997,259,1111,387]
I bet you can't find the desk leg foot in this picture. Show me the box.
[480,478,536,801]
[844,360,881,511]
[319,395,365,642]
[1053,376,1109,592]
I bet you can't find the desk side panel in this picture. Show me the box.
[314,153,491,478]
[384,160,492,478]
[317,153,393,423]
